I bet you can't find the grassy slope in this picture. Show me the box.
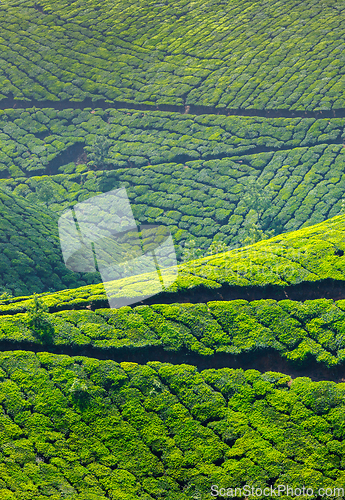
[176,214,345,288]
[0,351,342,499]
[1,0,345,110]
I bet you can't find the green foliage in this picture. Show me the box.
[69,378,92,408]
[85,135,112,170]
[174,214,345,292]
[240,177,273,220]
[1,212,345,312]
[206,239,229,256]
[238,177,278,245]
[181,239,203,262]
[0,186,101,297]
[36,181,56,207]
[26,294,53,342]
[0,1,344,110]
[0,3,345,497]
[239,220,275,246]
[1,296,345,366]
[1,107,345,257]
[338,198,345,215]
[0,352,341,497]
[27,294,48,328]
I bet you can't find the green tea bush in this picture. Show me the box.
[0,2,344,497]
[1,107,344,254]
[0,108,344,178]
[0,212,345,311]
[5,0,343,110]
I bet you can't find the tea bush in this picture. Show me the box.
[0,186,101,296]
[1,213,345,309]
[0,1,345,497]
[1,107,345,255]
[1,108,344,179]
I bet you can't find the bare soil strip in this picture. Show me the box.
[1,94,344,119]
[0,342,343,382]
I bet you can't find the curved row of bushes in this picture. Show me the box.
[1,297,345,367]
[0,107,344,178]
[0,107,344,255]
[0,0,344,109]
[0,351,342,499]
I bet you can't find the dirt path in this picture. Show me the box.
[0,341,343,383]
[136,278,345,309]
[0,94,344,119]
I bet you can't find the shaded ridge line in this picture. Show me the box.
[0,341,343,383]
[132,278,345,309]
[1,95,345,119]
[2,279,345,317]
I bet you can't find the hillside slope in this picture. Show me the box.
[1,2,345,497]
[0,213,345,310]
[1,0,345,110]
[1,298,345,368]
[0,352,343,499]
[0,107,344,254]
[0,187,100,296]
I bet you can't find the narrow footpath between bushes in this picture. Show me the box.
[137,278,345,309]
[0,341,343,383]
[0,94,345,119]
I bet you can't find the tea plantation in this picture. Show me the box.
[1,213,345,310]
[0,107,344,255]
[0,0,345,110]
[0,0,345,498]
[2,297,345,367]
[0,217,344,372]
[0,108,344,178]
[0,351,343,499]
[0,186,101,297]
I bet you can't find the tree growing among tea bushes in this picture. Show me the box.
[26,294,53,342]
[37,181,56,207]
[239,177,280,245]
[181,238,203,262]
[85,135,112,170]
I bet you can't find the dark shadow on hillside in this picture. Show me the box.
[46,142,86,175]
